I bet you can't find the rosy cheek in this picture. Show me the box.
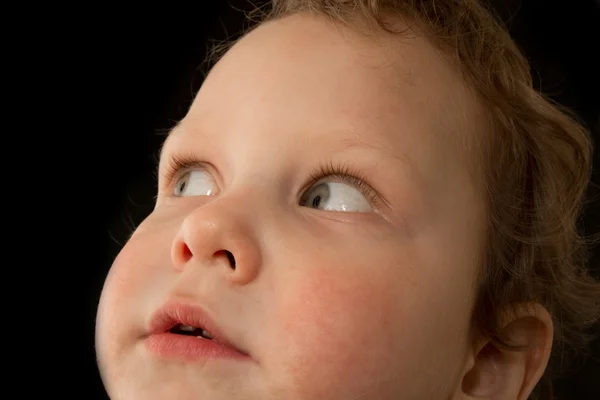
[273,266,400,391]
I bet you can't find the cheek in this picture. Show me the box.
[96,225,173,359]
[264,235,474,398]
[269,260,410,397]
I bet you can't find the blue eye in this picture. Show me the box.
[173,170,217,197]
[300,181,373,212]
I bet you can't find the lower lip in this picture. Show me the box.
[145,333,250,361]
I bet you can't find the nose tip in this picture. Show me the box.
[170,205,260,285]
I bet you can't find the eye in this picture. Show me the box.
[300,181,374,212]
[173,169,217,197]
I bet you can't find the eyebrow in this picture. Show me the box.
[157,121,183,164]
[339,135,422,187]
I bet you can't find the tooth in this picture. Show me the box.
[179,325,195,331]
[202,330,213,339]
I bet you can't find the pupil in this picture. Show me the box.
[312,195,321,208]
[179,180,187,193]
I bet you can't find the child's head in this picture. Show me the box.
[95,1,600,399]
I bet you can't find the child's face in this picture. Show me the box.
[96,13,488,400]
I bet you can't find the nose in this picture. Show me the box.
[171,197,262,285]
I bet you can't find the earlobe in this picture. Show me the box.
[458,303,553,400]
[460,342,501,398]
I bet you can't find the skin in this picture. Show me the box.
[96,13,553,400]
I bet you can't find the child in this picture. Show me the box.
[95,1,600,399]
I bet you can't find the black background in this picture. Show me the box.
[48,0,599,398]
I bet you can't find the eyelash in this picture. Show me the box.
[160,154,381,207]
[304,161,381,208]
[161,153,207,189]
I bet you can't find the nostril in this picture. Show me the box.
[181,244,193,263]
[225,250,236,269]
[215,250,236,270]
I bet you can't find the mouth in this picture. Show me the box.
[146,300,249,357]
[169,323,216,340]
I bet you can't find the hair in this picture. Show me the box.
[204,1,600,398]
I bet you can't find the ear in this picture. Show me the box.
[457,303,553,400]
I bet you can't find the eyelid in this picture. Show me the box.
[161,154,214,193]
[304,162,384,209]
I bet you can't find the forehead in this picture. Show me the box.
[186,13,479,143]
[162,13,484,200]
[201,13,474,109]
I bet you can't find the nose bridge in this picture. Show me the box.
[171,188,264,285]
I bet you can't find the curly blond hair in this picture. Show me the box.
[206,1,600,398]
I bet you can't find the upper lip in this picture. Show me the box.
[147,300,247,355]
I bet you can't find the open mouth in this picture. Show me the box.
[148,301,249,356]
[169,323,215,340]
